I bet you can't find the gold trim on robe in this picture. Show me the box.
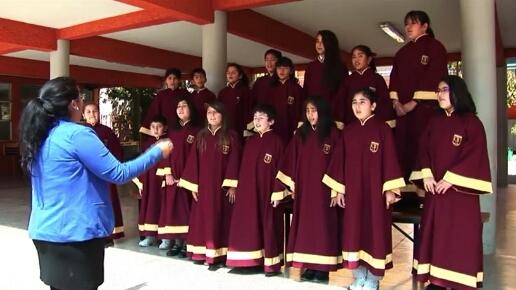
[413,91,438,100]
[335,121,344,130]
[443,171,493,194]
[270,189,291,201]
[139,126,153,136]
[227,250,283,266]
[382,177,406,193]
[342,250,393,270]
[132,177,143,191]
[178,178,199,193]
[138,223,158,231]
[157,225,189,234]
[413,259,483,288]
[112,226,124,234]
[156,167,172,176]
[389,91,399,100]
[222,179,238,188]
[286,252,343,265]
[322,174,345,195]
[187,245,228,258]
[276,171,295,192]
[386,119,396,128]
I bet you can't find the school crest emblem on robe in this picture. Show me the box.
[421,55,429,65]
[222,145,230,154]
[287,96,294,105]
[323,144,331,155]
[186,135,195,144]
[236,96,240,104]
[370,141,379,153]
[264,153,272,164]
[452,134,463,147]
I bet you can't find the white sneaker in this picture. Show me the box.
[347,279,365,290]
[138,237,157,247]
[158,239,172,250]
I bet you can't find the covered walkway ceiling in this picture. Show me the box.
[1,0,515,83]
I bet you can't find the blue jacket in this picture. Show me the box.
[28,120,163,242]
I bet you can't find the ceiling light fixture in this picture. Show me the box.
[380,22,405,43]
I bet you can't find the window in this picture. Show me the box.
[0,83,12,140]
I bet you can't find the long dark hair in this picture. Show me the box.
[172,95,200,130]
[405,10,435,38]
[351,45,377,72]
[441,75,477,115]
[196,100,231,152]
[226,63,249,87]
[317,30,346,92]
[272,56,298,86]
[19,77,79,174]
[298,96,334,143]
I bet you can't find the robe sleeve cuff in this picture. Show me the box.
[413,91,438,101]
[132,177,143,191]
[246,120,255,131]
[271,189,291,201]
[139,126,153,136]
[243,130,255,137]
[385,119,396,128]
[389,91,399,100]
[330,190,343,198]
[276,170,295,192]
[409,168,434,181]
[222,179,238,188]
[156,167,172,176]
[335,121,344,130]
[178,178,199,193]
[382,177,406,193]
[443,171,493,194]
[322,174,345,194]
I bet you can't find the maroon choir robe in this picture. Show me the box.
[178,129,241,264]
[136,135,167,236]
[218,82,251,137]
[139,88,190,136]
[157,122,200,240]
[303,59,348,125]
[340,68,396,128]
[389,34,448,186]
[226,130,285,273]
[190,88,216,117]
[409,112,492,290]
[258,78,304,143]
[323,115,405,276]
[90,123,125,239]
[251,74,274,107]
[273,126,341,272]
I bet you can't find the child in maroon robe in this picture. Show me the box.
[251,49,282,107]
[139,68,189,137]
[341,45,395,127]
[226,104,285,276]
[324,88,405,290]
[83,103,125,245]
[409,76,492,290]
[189,68,216,117]
[157,96,201,257]
[303,30,348,126]
[218,63,251,138]
[178,100,241,271]
[134,115,169,247]
[389,11,448,192]
[272,96,341,282]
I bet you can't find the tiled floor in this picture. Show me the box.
[0,177,515,290]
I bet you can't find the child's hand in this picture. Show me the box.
[435,180,452,194]
[423,177,437,194]
[291,192,295,200]
[227,187,236,204]
[157,139,173,158]
[165,174,176,186]
[271,200,280,208]
[393,100,406,117]
[192,191,199,202]
[385,191,401,209]
[330,192,345,208]
[402,100,418,114]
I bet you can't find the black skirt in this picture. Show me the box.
[33,238,105,290]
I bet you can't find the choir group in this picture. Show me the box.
[87,10,493,290]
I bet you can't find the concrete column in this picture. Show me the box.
[49,39,70,79]
[460,0,497,254]
[202,11,227,94]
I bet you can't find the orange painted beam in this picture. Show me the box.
[0,55,161,88]
[116,0,213,24]
[228,10,314,59]
[0,42,27,55]
[70,37,201,71]
[0,18,56,51]
[213,0,300,11]
[58,9,179,40]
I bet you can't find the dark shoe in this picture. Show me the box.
[265,271,281,277]
[313,270,329,282]
[301,269,316,281]
[178,244,187,258]
[229,266,263,275]
[208,262,224,271]
[166,244,181,257]
[104,239,114,248]
[425,284,446,290]
[193,260,204,265]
